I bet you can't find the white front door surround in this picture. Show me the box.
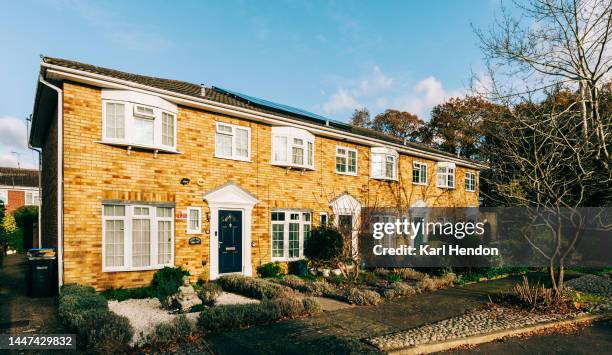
[329,192,362,257]
[203,182,258,280]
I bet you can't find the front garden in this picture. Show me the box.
[55,224,612,353]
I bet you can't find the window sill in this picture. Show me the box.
[465,189,476,193]
[336,171,358,176]
[271,162,315,171]
[103,264,173,273]
[371,176,398,182]
[437,185,456,189]
[95,140,181,154]
[214,154,252,163]
[272,257,305,262]
[186,230,202,235]
[412,182,428,186]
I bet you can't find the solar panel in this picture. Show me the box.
[212,86,341,124]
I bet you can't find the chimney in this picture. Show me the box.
[200,84,207,97]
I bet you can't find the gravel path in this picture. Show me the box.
[365,306,585,351]
[565,274,612,297]
[109,292,259,344]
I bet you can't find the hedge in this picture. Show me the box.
[58,283,134,353]
[197,297,321,332]
[217,274,295,299]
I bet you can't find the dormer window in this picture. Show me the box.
[436,162,456,188]
[271,126,315,170]
[101,90,177,152]
[371,147,398,180]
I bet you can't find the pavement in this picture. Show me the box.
[202,275,612,355]
[0,254,63,334]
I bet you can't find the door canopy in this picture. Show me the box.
[203,182,259,209]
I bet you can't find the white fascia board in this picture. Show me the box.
[43,63,487,170]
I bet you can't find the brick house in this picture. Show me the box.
[0,167,40,214]
[29,57,486,290]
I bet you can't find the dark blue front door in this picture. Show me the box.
[219,210,242,274]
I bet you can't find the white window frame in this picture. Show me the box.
[187,207,202,234]
[271,210,312,261]
[271,126,315,170]
[102,204,175,272]
[465,171,476,192]
[335,146,358,176]
[436,162,456,189]
[371,147,398,181]
[412,161,428,185]
[25,191,40,205]
[214,122,252,162]
[101,90,178,152]
[319,211,328,226]
[0,189,7,205]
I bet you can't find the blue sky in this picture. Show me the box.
[0,0,502,168]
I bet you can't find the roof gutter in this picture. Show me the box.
[38,74,64,288]
[41,62,488,170]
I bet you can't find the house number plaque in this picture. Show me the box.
[188,237,201,245]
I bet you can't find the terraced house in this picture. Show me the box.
[30,57,486,290]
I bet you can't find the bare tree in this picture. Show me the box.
[475,0,612,166]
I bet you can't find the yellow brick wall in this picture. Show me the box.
[61,82,479,290]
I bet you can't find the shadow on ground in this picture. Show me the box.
[0,254,64,334]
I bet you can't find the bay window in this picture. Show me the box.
[465,171,476,192]
[436,162,456,188]
[271,210,312,261]
[101,89,177,152]
[102,204,174,271]
[371,147,398,180]
[412,161,428,185]
[336,146,358,175]
[214,122,251,161]
[271,126,315,169]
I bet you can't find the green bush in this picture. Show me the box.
[101,286,155,301]
[80,311,133,354]
[58,284,108,328]
[174,314,196,338]
[344,288,382,305]
[196,282,223,306]
[146,315,195,349]
[58,284,133,353]
[197,297,320,332]
[217,274,295,300]
[304,226,343,265]
[257,262,284,278]
[152,267,190,307]
[13,205,38,229]
[288,259,309,276]
[383,282,417,299]
[387,273,401,283]
[273,275,339,298]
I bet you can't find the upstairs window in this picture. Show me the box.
[412,161,428,185]
[336,146,357,175]
[214,122,251,161]
[436,162,456,188]
[371,147,398,180]
[271,127,315,170]
[25,191,40,205]
[465,171,476,192]
[101,90,177,152]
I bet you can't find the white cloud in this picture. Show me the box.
[322,89,361,114]
[320,66,463,119]
[395,76,463,116]
[0,116,27,150]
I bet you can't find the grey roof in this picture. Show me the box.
[39,57,484,166]
[0,167,39,187]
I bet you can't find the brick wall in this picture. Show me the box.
[6,190,25,214]
[41,107,59,248]
[60,81,479,290]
